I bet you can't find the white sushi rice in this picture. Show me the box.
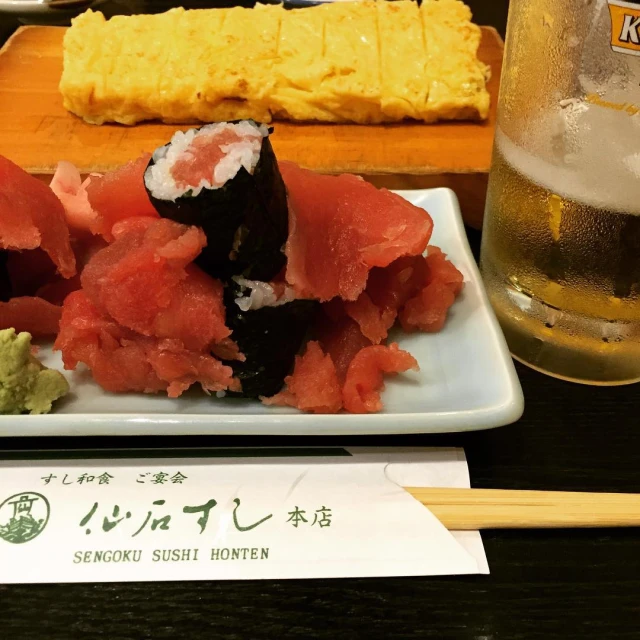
[145,121,269,201]
[233,276,298,312]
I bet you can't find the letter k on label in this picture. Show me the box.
[620,14,640,44]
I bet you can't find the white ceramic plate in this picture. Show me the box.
[0,188,524,437]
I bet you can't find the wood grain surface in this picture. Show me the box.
[0,24,502,179]
[408,487,640,529]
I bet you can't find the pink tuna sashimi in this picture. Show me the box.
[80,218,229,351]
[280,161,433,302]
[366,255,430,315]
[0,155,76,278]
[263,341,342,414]
[0,297,62,337]
[343,292,396,345]
[146,339,239,398]
[344,255,428,343]
[316,307,373,383]
[86,154,159,241]
[423,246,464,295]
[342,343,419,414]
[343,248,464,342]
[26,233,107,306]
[55,291,238,398]
[398,247,465,333]
[399,281,456,333]
[3,232,104,316]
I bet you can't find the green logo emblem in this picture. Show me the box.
[0,492,50,544]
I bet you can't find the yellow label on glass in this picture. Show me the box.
[609,0,640,56]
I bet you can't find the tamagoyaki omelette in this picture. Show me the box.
[60,0,490,126]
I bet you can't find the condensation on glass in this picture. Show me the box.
[481,0,640,385]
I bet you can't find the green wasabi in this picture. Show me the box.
[0,329,69,415]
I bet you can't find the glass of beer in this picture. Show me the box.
[480,0,640,385]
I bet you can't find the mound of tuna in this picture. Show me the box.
[2,134,467,415]
[80,217,230,350]
[264,245,464,413]
[56,292,237,397]
[54,218,238,398]
[280,161,434,301]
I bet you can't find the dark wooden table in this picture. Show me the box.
[1,2,639,639]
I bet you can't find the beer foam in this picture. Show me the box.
[495,104,640,216]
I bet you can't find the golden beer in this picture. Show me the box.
[481,127,640,384]
[480,0,640,384]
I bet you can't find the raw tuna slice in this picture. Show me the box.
[342,343,419,414]
[343,292,396,344]
[344,255,429,343]
[366,255,430,314]
[399,282,456,333]
[346,249,464,341]
[55,291,238,398]
[280,162,433,301]
[399,247,464,333]
[0,155,76,278]
[81,217,230,351]
[0,297,62,336]
[423,246,464,295]
[316,309,373,383]
[147,342,239,398]
[263,341,342,414]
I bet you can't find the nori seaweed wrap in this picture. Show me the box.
[222,279,319,398]
[144,121,288,282]
[0,250,11,303]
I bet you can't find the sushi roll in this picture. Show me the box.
[0,251,10,303]
[144,121,288,282]
[222,277,319,398]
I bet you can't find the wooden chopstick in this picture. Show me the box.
[405,487,640,530]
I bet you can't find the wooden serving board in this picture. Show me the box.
[0,25,503,228]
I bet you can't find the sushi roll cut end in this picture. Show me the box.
[144,121,270,201]
[144,120,288,282]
